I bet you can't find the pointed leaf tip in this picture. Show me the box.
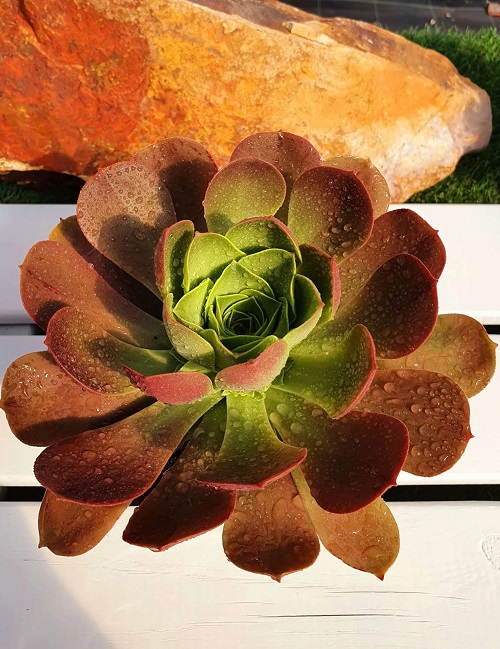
[123,367,213,405]
[215,340,289,392]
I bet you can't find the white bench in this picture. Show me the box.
[1,204,499,648]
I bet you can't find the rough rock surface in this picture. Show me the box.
[0,0,491,201]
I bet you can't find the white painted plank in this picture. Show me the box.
[1,204,499,324]
[0,336,498,487]
[0,205,75,324]
[0,501,499,649]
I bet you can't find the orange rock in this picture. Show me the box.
[0,0,491,201]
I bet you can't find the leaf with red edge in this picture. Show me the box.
[267,389,409,514]
[133,136,218,232]
[357,369,471,477]
[204,157,286,234]
[20,241,169,349]
[197,393,306,490]
[154,220,194,300]
[339,208,446,301]
[1,352,148,447]
[226,216,302,261]
[287,166,373,261]
[77,161,176,294]
[294,470,399,579]
[163,295,216,368]
[38,490,129,556]
[378,314,497,397]
[222,473,320,581]
[215,340,289,392]
[283,275,323,349]
[324,156,390,219]
[298,244,341,323]
[230,131,322,223]
[298,254,438,359]
[123,403,235,550]
[123,367,213,404]
[50,216,162,318]
[34,393,222,505]
[279,325,376,419]
[46,307,178,395]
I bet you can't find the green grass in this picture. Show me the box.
[403,27,499,204]
[0,27,498,204]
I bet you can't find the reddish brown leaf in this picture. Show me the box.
[288,166,373,261]
[223,474,320,581]
[34,394,222,505]
[358,369,472,476]
[123,404,235,550]
[77,161,176,293]
[301,254,438,359]
[324,156,390,218]
[39,490,129,556]
[46,307,176,395]
[378,314,497,397]
[20,240,169,349]
[50,216,162,318]
[294,471,399,579]
[339,208,446,301]
[1,352,147,446]
[133,136,218,232]
[268,390,409,514]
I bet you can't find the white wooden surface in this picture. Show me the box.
[1,203,499,648]
[1,501,500,649]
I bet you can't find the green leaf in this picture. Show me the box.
[283,275,323,349]
[298,244,341,323]
[230,131,322,224]
[239,249,296,315]
[173,278,213,330]
[226,216,302,261]
[278,325,376,418]
[184,232,244,291]
[197,393,306,490]
[204,158,286,234]
[163,295,215,368]
[205,260,273,315]
[154,220,194,301]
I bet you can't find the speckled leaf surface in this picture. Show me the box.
[38,490,129,557]
[204,158,286,234]
[378,314,497,397]
[1,352,148,446]
[77,161,176,293]
[225,216,301,260]
[267,390,409,514]
[154,220,194,300]
[223,473,320,581]
[298,244,341,323]
[133,137,218,232]
[123,366,213,405]
[20,240,169,349]
[357,369,471,476]
[215,340,289,392]
[123,404,235,551]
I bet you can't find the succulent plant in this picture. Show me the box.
[1,132,496,581]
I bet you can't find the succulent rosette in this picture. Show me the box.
[2,132,496,580]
